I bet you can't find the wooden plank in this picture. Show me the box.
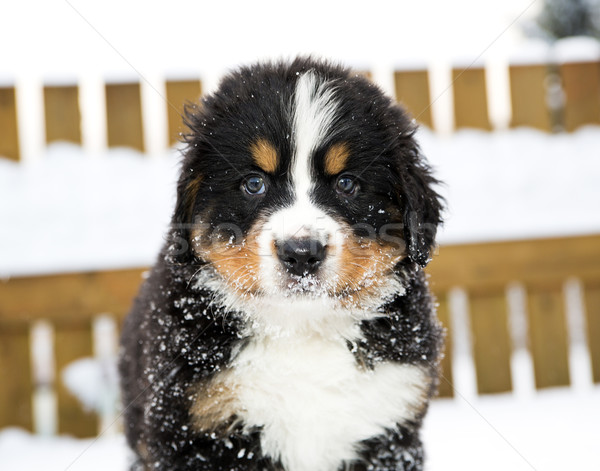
[0,86,20,160]
[165,79,201,146]
[0,323,33,430]
[452,67,492,130]
[526,283,570,389]
[582,279,600,383]
[105,82,145,152]
[427,235,600,292]
[0,268,146,323]
[55,321,97,437]
[468,289,513,394]
[394,70,433,128]
[560,61,600,131]
[44,85,82,144]
[509,64,552,131]
[434,292,454,397]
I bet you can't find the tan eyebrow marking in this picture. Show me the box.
[324,142,351,175]
[250,138,278,173]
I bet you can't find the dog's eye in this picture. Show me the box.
[335,175,359,196]
[242,175,266,195]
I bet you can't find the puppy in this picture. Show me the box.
[119,57,444,471]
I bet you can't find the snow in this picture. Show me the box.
[423,387,600,470]
[2,127,600,277]
[419,126,600,245]
[553,36,600,63]
[509,39,554,65]
[1,385,598,471]
[0,143,179,278]
[62,357,119,413]
[0,428,130,471]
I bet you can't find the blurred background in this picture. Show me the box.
[0,0,599,470]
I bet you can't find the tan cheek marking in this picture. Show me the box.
[250,138,278,173]
[332,228,406,305]
[191,222,263,296]
[189,374,240,433]
[324,142,351,176]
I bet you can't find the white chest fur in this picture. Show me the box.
[223,332,428,471]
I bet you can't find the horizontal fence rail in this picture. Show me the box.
[1,59,600,161]
[0,235,599,437]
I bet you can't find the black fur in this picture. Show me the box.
[119,57,444,471]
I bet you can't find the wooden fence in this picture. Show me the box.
[1,234,599,437]
[1,59,600,162]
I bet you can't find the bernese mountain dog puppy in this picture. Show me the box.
[119,57,444,471]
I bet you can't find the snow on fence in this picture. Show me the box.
[1,56,600,162]
[0,235,599,438]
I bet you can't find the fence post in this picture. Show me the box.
[44,85,82,145]
[0,322,33,430]
[582,279,600,384]
[0,86,20,160]
[434,293,454,397]
[468,288,513,394]
[105,81,145,152]
[394,69,433,128]
[452,66,492,130]
[526,282,571,389]
[559,60,600,131]
[509,64,553,131]
[165,79,202,147]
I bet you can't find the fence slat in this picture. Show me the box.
[44,85,82,144]
[394,70,433,128]
[583,280,600,383]
[0,323,32,430]
[527,283,570,389]
[509,64,552,131]
[0,86,20,160]
[560,61,600,131]
[105,82,145,152]
[434,293,454,397]
[469,289,513,394]
[55,321,97,437]
[452,67,492,130]
[165,80,202,146]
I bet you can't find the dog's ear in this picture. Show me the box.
[167,159,204,263]
[397,145,443,268]
[167,104,207,262]
[173,170,202,228]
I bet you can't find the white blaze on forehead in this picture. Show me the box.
[291,71,339,207]
[265,71,340,242]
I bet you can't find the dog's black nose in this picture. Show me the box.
[277,239,326,276]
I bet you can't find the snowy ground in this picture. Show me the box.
[1,385,598,471]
